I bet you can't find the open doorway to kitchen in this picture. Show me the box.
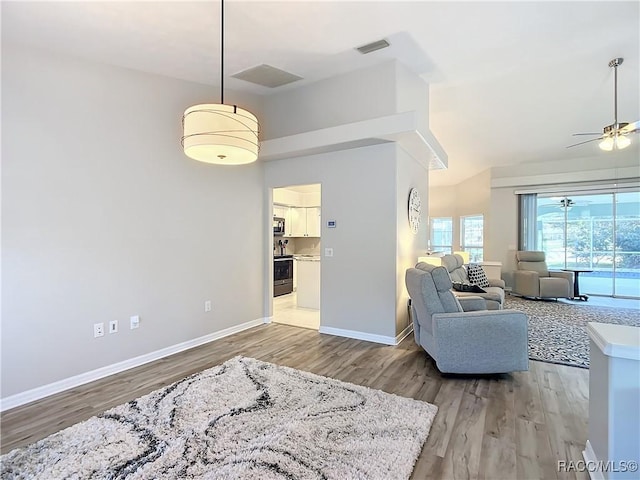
[272,183,321,330]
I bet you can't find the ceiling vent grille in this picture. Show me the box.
[356,39,390,54]
[231,64,303,88]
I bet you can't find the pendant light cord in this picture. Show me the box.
[220,0,224,105]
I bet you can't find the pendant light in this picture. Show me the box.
[182,0,259,165]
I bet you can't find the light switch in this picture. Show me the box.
[325,248,334,257]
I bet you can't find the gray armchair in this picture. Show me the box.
[513,251,573,300]
[405,263,529,374]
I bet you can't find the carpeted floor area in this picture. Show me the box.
[504,295,640,368]
[1,356,437,480]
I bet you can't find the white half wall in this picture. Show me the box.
[1,44,266,399]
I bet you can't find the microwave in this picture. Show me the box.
[273,217,285,236]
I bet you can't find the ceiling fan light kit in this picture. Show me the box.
[568,57,639,151]
[599,131,631,152]
[182,0,259,165]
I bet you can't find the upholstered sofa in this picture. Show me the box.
[419,254,505,310]
[406,263,529,374]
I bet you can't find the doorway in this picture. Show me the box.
[272,183,321,329]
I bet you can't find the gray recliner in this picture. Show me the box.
[405,263,529,374]
[513,251,573,300]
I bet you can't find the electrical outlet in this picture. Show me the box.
[324,247,334,257]
[109,320,118,334]
[94,323,104,338]
[205,300,212,312]
[130,315,140,329]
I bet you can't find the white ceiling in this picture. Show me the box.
[3,1,639,187]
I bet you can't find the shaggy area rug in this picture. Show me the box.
[1,356,437,480]
[504,296,640,369]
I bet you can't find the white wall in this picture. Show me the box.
[264,144,399,338]
[429,169,491,252]
[263,61,434,340]
[1,45,440,400]
[395,62,430,134]
[1,44,266,398]
[261,61,399,139]
[487,187,519,282]
[396,147,429,335]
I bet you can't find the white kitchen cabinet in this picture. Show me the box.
[290,207,320,237]
[273,205,287,219]
[305,207,321,237]
[290,207,306,237]
[284,207,293,236]
[296,258,320,309]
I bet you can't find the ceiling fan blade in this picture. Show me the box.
[566,136,603,148]
[620,120,640,133]
[572,133,602,136]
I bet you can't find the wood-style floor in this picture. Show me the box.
[1,323,589,479]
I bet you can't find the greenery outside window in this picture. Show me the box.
[535,191,639,297]
[461,215,484,262]
[430,217,452,254]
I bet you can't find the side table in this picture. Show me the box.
[562,269,593,301]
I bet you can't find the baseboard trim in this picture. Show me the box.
[396,324,414,344]
[319,326,401,346]
[1,317,268,412]
[582,440,605,480]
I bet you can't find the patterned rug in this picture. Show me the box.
[1,356,437,480]
[504,296,640,369]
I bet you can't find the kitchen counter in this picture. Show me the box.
[294,254,320,262]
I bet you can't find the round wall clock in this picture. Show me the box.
[408,188,421,234]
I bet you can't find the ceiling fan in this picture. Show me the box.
[567,57,639,151]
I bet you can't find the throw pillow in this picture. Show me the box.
[452,282,486,293]
[467,264,490,288]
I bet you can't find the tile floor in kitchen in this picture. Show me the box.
[272,291,320,330]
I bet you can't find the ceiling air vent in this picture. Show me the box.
[356,39,390,55]
[231,64,303,88]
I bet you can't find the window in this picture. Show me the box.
[460,215,484,262]
[430,217,453,254]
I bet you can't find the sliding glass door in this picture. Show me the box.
[615,192,640,297]
[535,191,639,298]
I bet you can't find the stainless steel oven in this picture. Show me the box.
[274,255,293,297]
